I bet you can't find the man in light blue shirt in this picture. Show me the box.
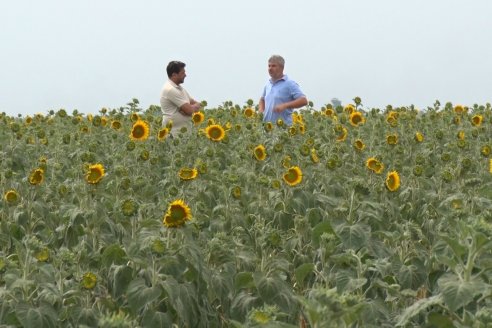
[259,55,308,125]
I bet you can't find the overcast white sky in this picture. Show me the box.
[1,0,491,116]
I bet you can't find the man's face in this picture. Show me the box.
[174,68,186,84]
[268,61,283,80]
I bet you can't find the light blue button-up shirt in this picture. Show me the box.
[261,75,305,126]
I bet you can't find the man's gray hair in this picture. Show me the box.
[268,55,285,67]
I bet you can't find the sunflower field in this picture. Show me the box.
[1,98,492,327]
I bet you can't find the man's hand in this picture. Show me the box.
[273,103,286,113]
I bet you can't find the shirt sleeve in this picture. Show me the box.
[167,87,190,108]
[289,81,305,100]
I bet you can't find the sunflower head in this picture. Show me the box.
[415,132,424,143]
[335,125,348,142]
[122,199,138,216]
[28,168,45,186]
[344,104,355,115]
[205,124,226,142]
[86,164,105,184]
[111,120,122,130]
[283,166,303,187]
[81,272,97,289]
[157,127,170,141]
[276,119,284,127]
[353,139,365,151]
[481,145,491,157]
[192,111,205,125]
[386,134,398,145]
[178,167,198,180]
[264,122,273,132]
[471,114,483,126]
[130,112,139,122]
[244,107,255,118]
[34,248,50,262]
[130,120,150,141]
[457,131,465,140]
[253,145,267,161]
[324,108,335,117]
[4,189,20,204]
[366,157,384,174]
[349,111,365,126]
[231,186,242,199]
[163,199,192,228]
[454,105,465,115]
[385,171,401,192]
[310,149,320,164]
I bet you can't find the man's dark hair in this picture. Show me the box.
[166,61,186,78]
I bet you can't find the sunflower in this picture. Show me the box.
[481,145,491,157]
[366,157,384,174]
[122,199,138,216]
[163,199,192,228]
[298,123,306,134]
[4,189,20,204]
[111,120,122,130]
[244,107,255,118]
[324,108,335,117]
[386,111,398,125]
[335,126,348,142]
[264,122,273,132]
[87,114,93,122]
[349,111,365,126]
[385,171,401,192]
[178,168,198,180]
[457,131,465,140]
[344,104,355,115]
[28,168,44,185]
[415,132,424,143]
[276,119,284,127]
[293,113,303,124]
[86,164,105,184]
[25,116,33,125]
[283,166,303,187]
[386,134,398,145]
[253,145,267,161]
[471,114,483,126]
[454,105,465,115]
[353,139,365,151]
[192,111,205,125]
[130,120,150,141]
[34,248,50,262]
[205,124,225,142]
[231,186,242,199]
[157,127,170,141]
[130,112,139,122]
[81,272,97,289]
[310,149,320,164]
[453,116,461,125]
[288,126,297,136]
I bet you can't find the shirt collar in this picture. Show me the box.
[168,79,182,90]
[270,74,288,84]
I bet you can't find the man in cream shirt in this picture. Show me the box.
[160,61,201,136]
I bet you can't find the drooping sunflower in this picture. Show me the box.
[130,119,150,141]
[157,127,170,141]
[457,131,465,140]
[349,111,365,126]
[385,171,401,191]
[163,199,192,228]
[386,134,398,145]
[28,168,44,185]
[81,272,97,289]
[366,157,384,174]
[192,111,205,125]
[471,114,483,126]
[253,145,267,161]
[415,132,424,143]
[178,167,198,180]
[244,107,255,118]
[353,139,365,151]
[335,126,348,142]
[283,166,303,187]
[130,112,139,122]
[205,124,225,142]
[86,164,105,184]
[111,120,122,130]
[4,189,20,204]
[231,186,242,199]
[310,149,320,164]
[386,111,398,125]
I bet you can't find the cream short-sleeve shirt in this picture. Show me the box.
[160,79,193,135]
